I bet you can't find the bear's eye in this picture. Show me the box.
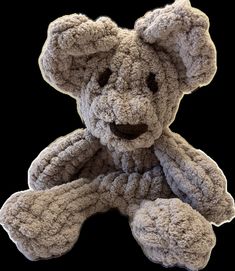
[98,68,112,87]
[146,72,159,94]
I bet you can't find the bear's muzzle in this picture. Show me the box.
[110,122,148,140]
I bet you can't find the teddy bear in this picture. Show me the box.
[0,0,234,270]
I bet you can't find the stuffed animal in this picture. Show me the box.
[0,0,234,270]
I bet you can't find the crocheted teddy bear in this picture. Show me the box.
[0,0,234,270]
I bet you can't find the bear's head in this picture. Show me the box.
[39,0,216,152]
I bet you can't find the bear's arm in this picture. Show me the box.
[28,129,101,191]
[154,128,235,225]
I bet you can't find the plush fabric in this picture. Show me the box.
[0,0,234,270]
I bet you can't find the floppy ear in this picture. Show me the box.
[135,0,217,93]
[39,14,119,98]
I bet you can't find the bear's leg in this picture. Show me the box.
[0,177,107,260]
[129,198,216,271]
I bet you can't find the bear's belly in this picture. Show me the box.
[77,145,160,180]
[109,145,160,174]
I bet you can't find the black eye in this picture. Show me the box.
[146,72,159,94]
[98,68,112,87]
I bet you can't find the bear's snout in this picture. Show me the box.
[110,122,148,140]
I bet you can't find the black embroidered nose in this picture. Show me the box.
[110,123,148,140]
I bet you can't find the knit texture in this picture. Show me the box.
[0,0,234,270]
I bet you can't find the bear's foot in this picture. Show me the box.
[0,178,100,260]
[131,198,216,271]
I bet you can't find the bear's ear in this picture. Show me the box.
[135,0,217,93]
[39,14,119,98]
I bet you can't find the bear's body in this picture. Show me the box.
[0,0,234,270]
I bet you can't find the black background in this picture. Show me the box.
[0,0,234,270]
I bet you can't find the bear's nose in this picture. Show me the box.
[110,123,148,140]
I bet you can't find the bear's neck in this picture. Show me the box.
[108,146,159,174]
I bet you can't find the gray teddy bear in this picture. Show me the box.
[0,0,234,270]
